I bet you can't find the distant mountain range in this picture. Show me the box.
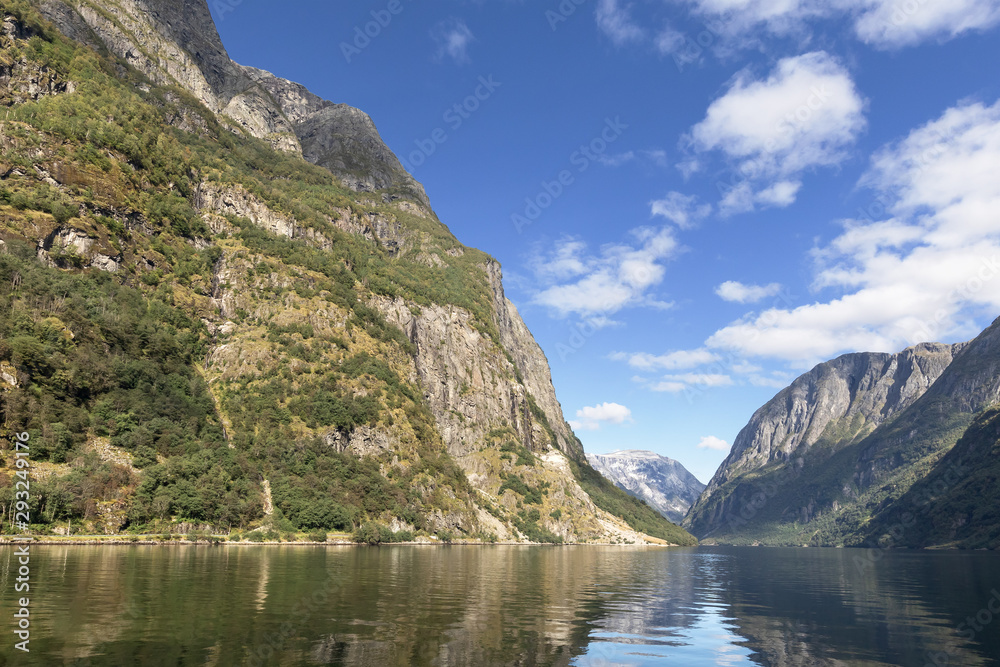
[683,316,1000,549]
[586,451,705,523]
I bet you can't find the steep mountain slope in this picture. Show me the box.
[682,327,1000,545]
[586,450,705,523]
[862,405,1000,549]
[0,0,695,545]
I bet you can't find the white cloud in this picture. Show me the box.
[649,373,734,392]
[570,402,634,431]
[651,381,688,393]
[697,436,730,451]
[596,151,636,167]
[612,348,721,370]
[432,19,475,64]
[532,228,680,317]
[596,0,645,45]
[678,0,1000,48]
[663,373,734,387]
[704,99,1000,365]
[688,51,866,212]
[650,192,713,229]
[853,0,1000,47]
[716,281,783,304]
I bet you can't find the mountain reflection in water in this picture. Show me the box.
[1,545,998,666]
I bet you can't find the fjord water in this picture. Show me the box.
[2,546,999,666]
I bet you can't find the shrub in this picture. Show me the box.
[353,522,384,545]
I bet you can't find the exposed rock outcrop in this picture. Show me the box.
[1,12,77,105]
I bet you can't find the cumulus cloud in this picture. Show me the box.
[612,348,721,370]
[697,436,730,451]
[716,281,784,304]
[650,192,713,229]
[431,18,475,64]
[704,99,1000,365]
[531,228,680,317]
[569,402,634,431]
[687,51,866,212]
[596,0,645,45]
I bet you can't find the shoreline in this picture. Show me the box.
[0,536,679,547]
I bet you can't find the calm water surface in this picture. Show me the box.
[0,545,998,666]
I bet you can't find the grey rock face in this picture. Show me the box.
[297,104,428,204]
[485,260,581,459]
[587,450,705,523]
[685,342,962,536]
[375,261,581,461]
[44,0,427,201]
[240,64,430,206]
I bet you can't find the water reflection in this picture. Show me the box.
[0,546,998,666]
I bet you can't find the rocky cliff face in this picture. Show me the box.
[37,0,428,201]
[239,64,429,205]
[685,320,1000,546]
[586,451,705,523]
[684,342,964,541]
[0,0,691,544]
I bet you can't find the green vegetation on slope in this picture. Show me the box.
[0,240,260,528]
[862,406,1000,549]
[0,0,699,543]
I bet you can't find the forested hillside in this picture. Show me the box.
[0,0,695,545]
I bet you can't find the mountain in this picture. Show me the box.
[685,318,1000,546]
[0,0,695,545]
[586,451,705,523]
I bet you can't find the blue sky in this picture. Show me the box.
[210,0,1000,483]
